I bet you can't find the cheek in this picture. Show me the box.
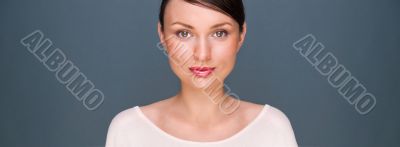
[164,36,183,54]
[164,39,196,79]
[212,42,239,76]
[212,40,238,63]
[213,45,237,59]
[164,38,192,63]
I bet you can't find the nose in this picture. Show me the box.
[193,37,211,61]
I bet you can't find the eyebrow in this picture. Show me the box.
[170,22,233,29]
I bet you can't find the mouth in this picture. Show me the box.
[189,66,216,78]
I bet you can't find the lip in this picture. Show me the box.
[189,66,216,78]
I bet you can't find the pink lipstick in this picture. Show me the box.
[189,66,216,78]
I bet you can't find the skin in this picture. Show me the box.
[140,0,264,142]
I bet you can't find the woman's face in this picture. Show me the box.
[158,0,246,87]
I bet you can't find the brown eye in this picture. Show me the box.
[176,30,192,39]
[213,30,228,38]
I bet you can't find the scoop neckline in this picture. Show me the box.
[134,104,270,145]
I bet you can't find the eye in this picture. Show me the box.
[176,30,192,39]
[212,30,228,38]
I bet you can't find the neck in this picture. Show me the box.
[171,80,231,124]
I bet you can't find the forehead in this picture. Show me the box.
[163,0,237,28]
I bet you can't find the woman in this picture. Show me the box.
[105,0,298,146]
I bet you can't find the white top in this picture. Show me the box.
[105,104,298,147]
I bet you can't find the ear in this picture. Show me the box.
[157,22,165,44]
[158,22,171,54]
[237,22,247,53]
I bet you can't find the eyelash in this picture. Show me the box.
[212,30,229,38]
[175,30,229,40]
[176,30,192,39]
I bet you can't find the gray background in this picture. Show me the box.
[1,0,399,146]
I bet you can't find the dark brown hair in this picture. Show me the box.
[159,0,245,32]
